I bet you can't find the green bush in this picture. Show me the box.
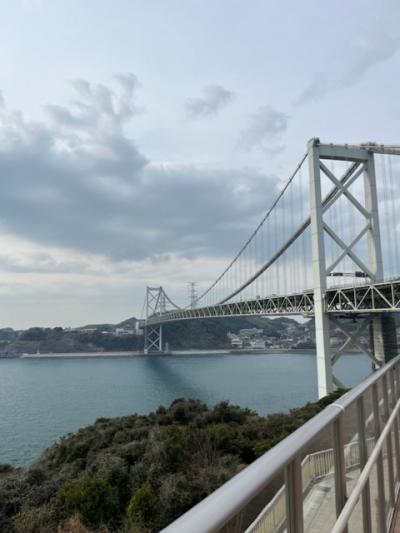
[156,426,190,473]
[20,327,47,341]
[0,391,347,532]
[55,475,118,528]
[206,423,238,454]
[0,464,14,475]
[13,505,54,533]
[126,483,158,530]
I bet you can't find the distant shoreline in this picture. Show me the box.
[3,348,311,359]
[19,351,143,358]
[0,348,365,359]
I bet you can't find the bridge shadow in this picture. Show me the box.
[143,355,203,403]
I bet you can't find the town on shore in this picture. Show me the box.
[0,314,387,358]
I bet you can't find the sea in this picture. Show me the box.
[0,352,372,466]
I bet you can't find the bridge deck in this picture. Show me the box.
[147,279,400,325]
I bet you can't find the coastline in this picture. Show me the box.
[3,348,314,358]
[0,347,365,359]
[19,351,143,358]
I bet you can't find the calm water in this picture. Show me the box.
[0,352,372,466]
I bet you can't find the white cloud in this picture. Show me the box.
[239,106,288,154]
[185,84,234,119]
[296,2,400,105]
[0,76,279,264]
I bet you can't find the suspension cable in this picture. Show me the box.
[218,161,360,304]
[194,152,308,305]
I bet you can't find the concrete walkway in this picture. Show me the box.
[391,498,400,532]
[304,461,393,532]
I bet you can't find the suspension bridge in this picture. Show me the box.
[143,138,400,398]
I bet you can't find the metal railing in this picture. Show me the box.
[244,438,377,533]
[161,355,400,533]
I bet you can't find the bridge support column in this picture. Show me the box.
[144,324,163,354]
[308,139,386,397]
[308,139,333,397]
[143,286,165,354]
[371,313,398,366]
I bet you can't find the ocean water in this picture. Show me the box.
[0,352,372,466]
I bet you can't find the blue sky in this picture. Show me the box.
[0,0,399,327]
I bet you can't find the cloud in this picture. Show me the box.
[239,106,288,153]
[295,77,329,106]
[0,76,279,266]
[339,27,400,89]
[46,75,141,135]
[185,84,234,119]
[22,0,46,6]
[296,2,400,105]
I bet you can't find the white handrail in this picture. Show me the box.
[245,437,376,533]
[161,355,400,533]
[332,397,400,533]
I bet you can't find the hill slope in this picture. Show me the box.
[0,392,343,532]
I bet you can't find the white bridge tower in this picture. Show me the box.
[308,138,395,397]
[144,286,165,354]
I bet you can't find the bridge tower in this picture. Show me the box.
[144,286,165,354]
[188,282,197,309]
[308,139,396,397]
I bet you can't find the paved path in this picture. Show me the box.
[304,460,394,532]
[392,500,400,532]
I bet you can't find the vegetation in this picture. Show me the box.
[162,316,276,349]
[0,316,308,354]
[0,326,143,355]
[0,391,345,532]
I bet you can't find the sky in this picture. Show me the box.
[0,0,399,328]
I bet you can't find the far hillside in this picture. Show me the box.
[0,316,318,355]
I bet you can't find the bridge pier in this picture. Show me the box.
[328,313,398,387]
[371,313,398,365]
[308,139,385,398]
[143,286,167,354]
[308,140,333,397]
[144,324,163,354]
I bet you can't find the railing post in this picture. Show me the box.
[159,324,163,352]
[390,366,400,484]
[372,382,386,532]
[395,362,400,437]
[333,416,347,531]
[285,455,304,533]
[357,397,372,533]
[382,373,396,509]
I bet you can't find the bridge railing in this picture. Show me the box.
[161,355,400,533]
[244,437,377,533]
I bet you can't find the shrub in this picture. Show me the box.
[0,464,14,475]
[156,426,190,473]
[0,392,347,532]
[13,505,54,533]
[208,401,251,424]
[55,475,118,528]
[20,328,47,341]
[57,515,92,532]
[206,423,238,454]
[126,483,158,530]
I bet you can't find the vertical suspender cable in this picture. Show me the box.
[388,155,400,275]
[381,154,393,276]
